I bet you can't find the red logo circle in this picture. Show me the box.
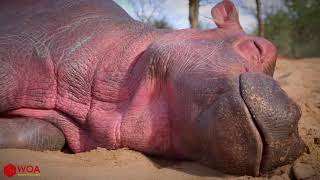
[4,163,17,177]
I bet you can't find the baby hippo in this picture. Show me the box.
[0,0,304,176]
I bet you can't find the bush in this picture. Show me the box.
[263,0,320,58]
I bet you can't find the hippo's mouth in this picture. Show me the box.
[238,74,265,175]
[238,73,305,175]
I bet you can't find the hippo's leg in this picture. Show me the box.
[0,117,65,151]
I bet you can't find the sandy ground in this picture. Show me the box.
[0,58,319,180]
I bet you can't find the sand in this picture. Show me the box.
[0,58,319,180]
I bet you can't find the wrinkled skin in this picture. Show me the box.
[0,0,304,176]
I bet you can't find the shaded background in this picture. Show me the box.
[114,0,320,58]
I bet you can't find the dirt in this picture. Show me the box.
[0,58,319,180]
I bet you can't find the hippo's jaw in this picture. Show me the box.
[192,74,263,176]
[190,73,305,176]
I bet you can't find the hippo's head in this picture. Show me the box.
[140,0,305,176]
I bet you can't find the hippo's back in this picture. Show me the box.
[0,0,142,114]
[0,0,131,20]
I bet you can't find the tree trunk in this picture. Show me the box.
[189,0,199,28]
[255,0,264,36]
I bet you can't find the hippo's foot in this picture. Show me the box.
[0,117,65,151]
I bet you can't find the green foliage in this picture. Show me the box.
[264,11,293,56]
[151,18,172,29]
[263,0,320,58]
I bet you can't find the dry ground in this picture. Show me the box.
[0,58,319,180]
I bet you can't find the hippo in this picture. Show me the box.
[0,0,305,176]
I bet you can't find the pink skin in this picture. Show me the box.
[0,0,269,150]
[0,0,304,176]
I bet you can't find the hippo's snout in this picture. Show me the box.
[240,73,305,173]
[197,73,304,176]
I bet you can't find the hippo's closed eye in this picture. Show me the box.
[236,39,264,67]
[234,37,277,76]
[253,41,263,55]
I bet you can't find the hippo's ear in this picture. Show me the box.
[211,0,243,30]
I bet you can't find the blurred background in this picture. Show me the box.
[114,0,320,58]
